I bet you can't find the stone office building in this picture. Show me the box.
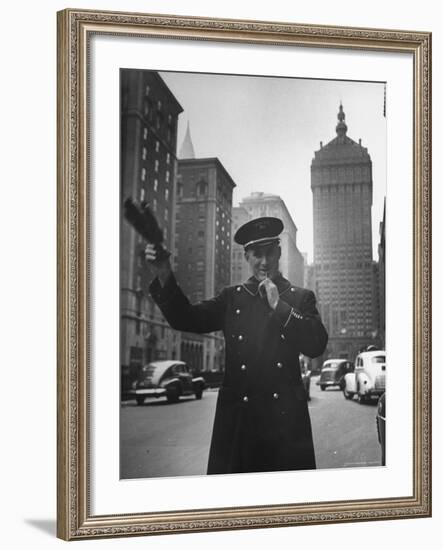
[310,104,381,360]
[175,156,236,372]
[231,206,252,285]
[120,69,183,389]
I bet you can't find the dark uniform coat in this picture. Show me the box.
[150,273,328,475]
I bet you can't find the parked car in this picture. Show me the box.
[129,360,206,405]
[376,393,386,465]
[301,364,311,401]
[342,350,386,403]
[317,359,354,391]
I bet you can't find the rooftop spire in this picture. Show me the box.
[336,103,348,137]
[179,121,196,159]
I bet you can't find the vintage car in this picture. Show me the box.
[316,359,354,391]
[342,350,386,403]
[376,392,386,465]
[129,360,206,405]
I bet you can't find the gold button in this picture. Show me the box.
[273,393,279,399]
[277,362,283,368]
[238,335,243,341]
[281,334,285,340]
[241,364,246,371]
[243,396,249,402]
[236,286,241,292]
[290,287,295,292]
[236,309,241,315]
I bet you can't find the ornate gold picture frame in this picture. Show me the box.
[57,8,431,540]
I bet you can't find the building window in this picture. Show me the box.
[136,275,142,290]
[143,127,148,140]
[166,170,170,183]
[177,182,183,197]
[166,153,171,164]
[197,180,208,196]
[142,147,147,160]
[145,85,150,96]
[155,141,160,153]
[165,188,169,200]
[140,188,145,202]
[154,179,158,192]
[141,168,146,182]
[153,199,157,211]
[157,100,162,111]
[154,160,159,172]
[164,208,168,221]
[143,99,149,116]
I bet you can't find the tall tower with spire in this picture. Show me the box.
[310,104,380,359]
[179,121,196,159]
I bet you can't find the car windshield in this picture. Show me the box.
[371,356,386,364]
[323,362,343,370]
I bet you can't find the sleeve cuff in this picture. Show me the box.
[273,299,304,328]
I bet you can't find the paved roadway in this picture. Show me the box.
[120,376,382,479]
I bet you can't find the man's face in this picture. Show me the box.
[245,244,281,281]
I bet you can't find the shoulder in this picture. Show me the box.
[279,281,315,306]
[222,284,247,297]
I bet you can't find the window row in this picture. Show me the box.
[139,186,170,202]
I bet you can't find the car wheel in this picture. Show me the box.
[195,388,203,400]
[357,392,367,404]
[167,388,180,403]
[136,397,145,406]
[343,388,353,400]
[320,385,326,391]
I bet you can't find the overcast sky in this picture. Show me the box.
[160,71,386,263]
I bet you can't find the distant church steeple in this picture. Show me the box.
[179,121,196,159]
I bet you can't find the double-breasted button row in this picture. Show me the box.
[242,393,279,403]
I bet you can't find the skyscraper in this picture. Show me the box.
[175,157,236,371]
[311,104,380,359]
[120,70,183,389]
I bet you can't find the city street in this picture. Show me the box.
[120,375,382,479]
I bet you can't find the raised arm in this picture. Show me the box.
[145,243,226,334]
[272,289,328,358]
